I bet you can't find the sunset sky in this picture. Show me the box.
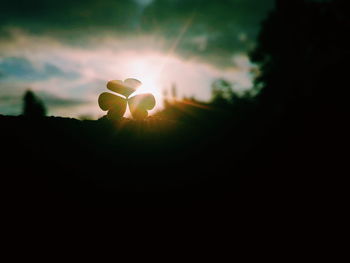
[0,0,274,118]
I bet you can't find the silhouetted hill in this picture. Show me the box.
[1,98,288,210]
[1,113,250,208]
[0,100,327,210]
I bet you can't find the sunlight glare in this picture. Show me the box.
[127,58,164,115]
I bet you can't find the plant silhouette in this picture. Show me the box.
[98,78,156,120]
[23,90,47,117]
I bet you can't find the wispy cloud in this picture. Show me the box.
[0,29,255,118]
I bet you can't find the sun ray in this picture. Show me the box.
[157,13,196,76]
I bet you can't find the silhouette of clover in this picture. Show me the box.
[98,78,156,120]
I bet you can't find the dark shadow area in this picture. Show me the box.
[0,0,348,210]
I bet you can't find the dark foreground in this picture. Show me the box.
[1,99,337,211]
[1,114,247,208]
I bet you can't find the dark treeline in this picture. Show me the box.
[1,0,348,209]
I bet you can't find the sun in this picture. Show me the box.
[132,76,162,114]
[134,76,158,96]
[128,60,164,113]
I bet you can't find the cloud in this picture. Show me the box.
[0,0,272,118]
[139,0,274,61]
[0,30,254,118]
[0,0,141,32]
[35,91,88,107]
[0,56,80,81]
[0,0,274,66]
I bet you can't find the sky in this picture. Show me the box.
[0,0,274,118]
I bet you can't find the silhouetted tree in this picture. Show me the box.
[23,90,47,117]
[250,0,350,120]
[247,0,350,179]
[210,79,233,106]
